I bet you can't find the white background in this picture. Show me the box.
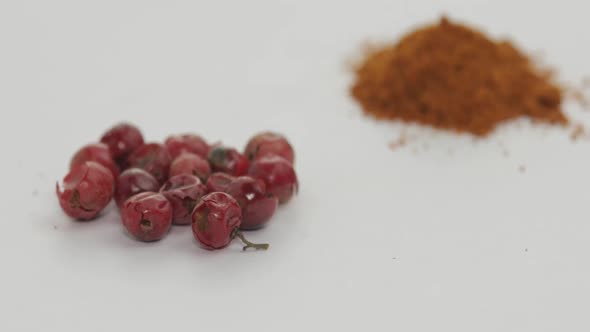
[1,1,589,331]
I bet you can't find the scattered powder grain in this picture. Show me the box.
[570,124,586,141]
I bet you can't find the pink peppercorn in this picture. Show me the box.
[165,134,209,159]
[70,143,119,179]
[126,143,172,184]
[249,155,298,204]
[169,153,211,183]
[100,123,144,166]
[56,161,114,220]
[121,192,172,242]
[160,174,206,225]
[244,132,295,164]
[115,168,160,208]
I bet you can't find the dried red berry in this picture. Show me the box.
[160,174,206,225]
[100,123,144,166]
[56,161,114,220]
[242,197,279,229]
[225,176,278,230]
[126,143,171,184]
[165,134,209,159]
[244,132,295,164]
[121,192,172,242]
[115,168,160,208]
[249,155,298,204]
[191,192,268,251]
[205,172,235,193]
[169,153,211,182]
[208,146,249,176]
[70,143,119,179]
[207,141,222,155]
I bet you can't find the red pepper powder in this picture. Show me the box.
[351,17,567,136]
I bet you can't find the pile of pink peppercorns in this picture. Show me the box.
[56,123,298,251]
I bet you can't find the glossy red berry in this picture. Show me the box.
[160,174,206,225]
[249,155,298,204]
[56,161,114,220]
[205,172,235,193]
[126,143,171,184]
[100,123,144,166]
[208,146,249,176]
[244,132,295,164]
[169,153,211,182]
[225,176,278,230]
[70,143,119,179]
[115,168,160,208]
[165,134,209,159]
[192,192,268,251]
[121,192,172,242]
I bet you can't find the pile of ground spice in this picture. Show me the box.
[351,17,567,136]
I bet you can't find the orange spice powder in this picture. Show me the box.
[351,17,567,136]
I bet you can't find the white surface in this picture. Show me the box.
[1,1,590,331]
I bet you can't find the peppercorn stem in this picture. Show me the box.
[234,230,269,251]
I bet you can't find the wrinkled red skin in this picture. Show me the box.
[244,132,295,164]
[100,123,144,167]
[126,143,171,184]
[115,168,160,208]
[169,153,211,183]
[165,134,209,159]
[205,172,235,193]
[225,176,278,230]
[121,192,172,242]
[70,143,120,179]
[249,155,298,204]
[242,196,279,229]
[191,192,242,250]
[56,161,114,220]
[160,174,206,225]
[208,146,249,176]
